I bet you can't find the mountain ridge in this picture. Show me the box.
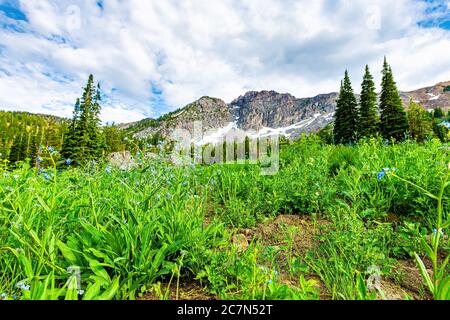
[124,80,450,142]
[2,81,449,143]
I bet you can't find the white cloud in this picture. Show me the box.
[0,0,449,123]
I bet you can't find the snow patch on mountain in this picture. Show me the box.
[195,112,334,145]
[427,93,441,100]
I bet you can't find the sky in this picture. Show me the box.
[0,0,449,124]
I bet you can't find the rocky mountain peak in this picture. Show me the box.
[231,90,295,107]
[126,80,450,143]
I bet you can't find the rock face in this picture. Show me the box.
[231,91,337,131]
[133,97,232,139]
[400,81,450,112]
[125,80,450,143]
[128,92,338,141]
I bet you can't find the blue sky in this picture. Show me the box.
[418,0,450,28]
[0,0,449,123]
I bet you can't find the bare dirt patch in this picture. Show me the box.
[230,214,331,298]
[387,259,431,300]
[234,214,329,254]
[140,280,216,301]
[205,214,432,300]
[379,279,416,300]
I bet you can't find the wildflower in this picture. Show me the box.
[47,146,55,153]
[12,221,22,229]
[36,156,41,164]
[438,120,450,129]
[40,170,51,181]
[105,166,112,174]
[16,281,30,291]
[266,278,273,284]
[432,228,444,236]
[166,192,173,200]
[78,289,85,296]
[377,168,397,180]
[377,170,386,181]
[1,292,6,300]
[180,250,187,256]
[13,174,19,179]
[65,158,73,165]
[258,264,269,272]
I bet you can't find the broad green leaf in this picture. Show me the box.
[414,253,434,294]
[97,276,120,300]
[57,240,77,264]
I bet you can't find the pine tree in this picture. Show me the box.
[433,121,448,142]
[28,127,39,166]
[62,98,80,161]
[77,74,96,160]
[333,70,359,144]
[89,82,105,158]
[104,124,124,153]
[407,100,434,142]
[359,65,379,138]
[433,108,444,119]
[9,132,26,165]
[379,58,409,142]
[62,75,105,163]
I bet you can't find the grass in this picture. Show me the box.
[0,136,449,300]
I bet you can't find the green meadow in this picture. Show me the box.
[1,136,448,300]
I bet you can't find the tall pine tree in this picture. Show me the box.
[62,98,80,161]
[89,82,105,158]
[379,57,409,142]
[8,131,26,165]
[77,74,96,160]
[62,75,105,163]
[333,70,359,144]
[359,65,379,138]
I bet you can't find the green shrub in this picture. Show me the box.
[328,145,358,176]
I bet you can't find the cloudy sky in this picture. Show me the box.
[0,0,449,123]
